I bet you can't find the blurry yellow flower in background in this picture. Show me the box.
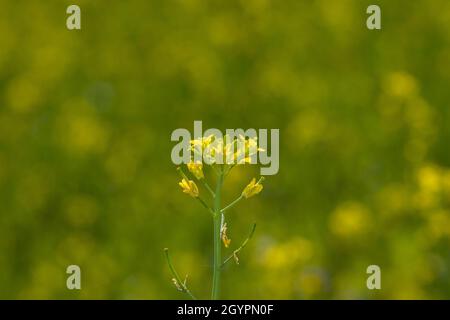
[377,184,411,217]
[178,178,199,198]
[329,202,371,239]
[64,195,99,227]
[56,100,110,155]
[287,111,328,148]
[262,237,313,270]
[384,71,418,98]
[426,210,450,241]
[418,165,441,194]
[1,0,449,300]
[6,76,42,113]
[299,271,324,297]
[414,164,443,210]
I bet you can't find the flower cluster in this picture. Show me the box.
[190,134,265,166]
[177,134,265,201]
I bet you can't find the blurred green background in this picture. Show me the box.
[0,0,449,299]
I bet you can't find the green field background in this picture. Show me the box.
[0,0,449,299]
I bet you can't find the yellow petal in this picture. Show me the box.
[187,162,204,180]
[242,178,264,199]
[178,178,199,198]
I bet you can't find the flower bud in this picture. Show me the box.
[242,178,264,199]
[178,178,199,198]
[187,162,204,180]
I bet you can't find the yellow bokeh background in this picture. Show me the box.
[0,0,449,299]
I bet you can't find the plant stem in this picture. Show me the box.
[202,180,216,198]
[221,195,244,214]
[221,223,256,268]
[164,248,197,300]
[211,170,224,300]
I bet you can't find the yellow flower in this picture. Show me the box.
[187,162,204,180]
[242,178,264,199]
[190,134,214,152]
[233,135,264,164]
[178,178,199,198]
[329,202,371,239]
[190,134,265,166]
[221,223,231,248]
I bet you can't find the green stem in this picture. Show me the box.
[211,170,224,300]
[164,248,197,300]
[202,180,216,198]
[221,223,256,268]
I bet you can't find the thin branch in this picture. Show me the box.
[221,195,244,214]
[224,164,236,177]
[202,179,216,198]
[197,197,214,215]
[256,176,265,184]
[221,223,256,268]
[164,248,197,300]
[176,166,190,181]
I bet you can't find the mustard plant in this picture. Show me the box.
[165,134,266,300]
